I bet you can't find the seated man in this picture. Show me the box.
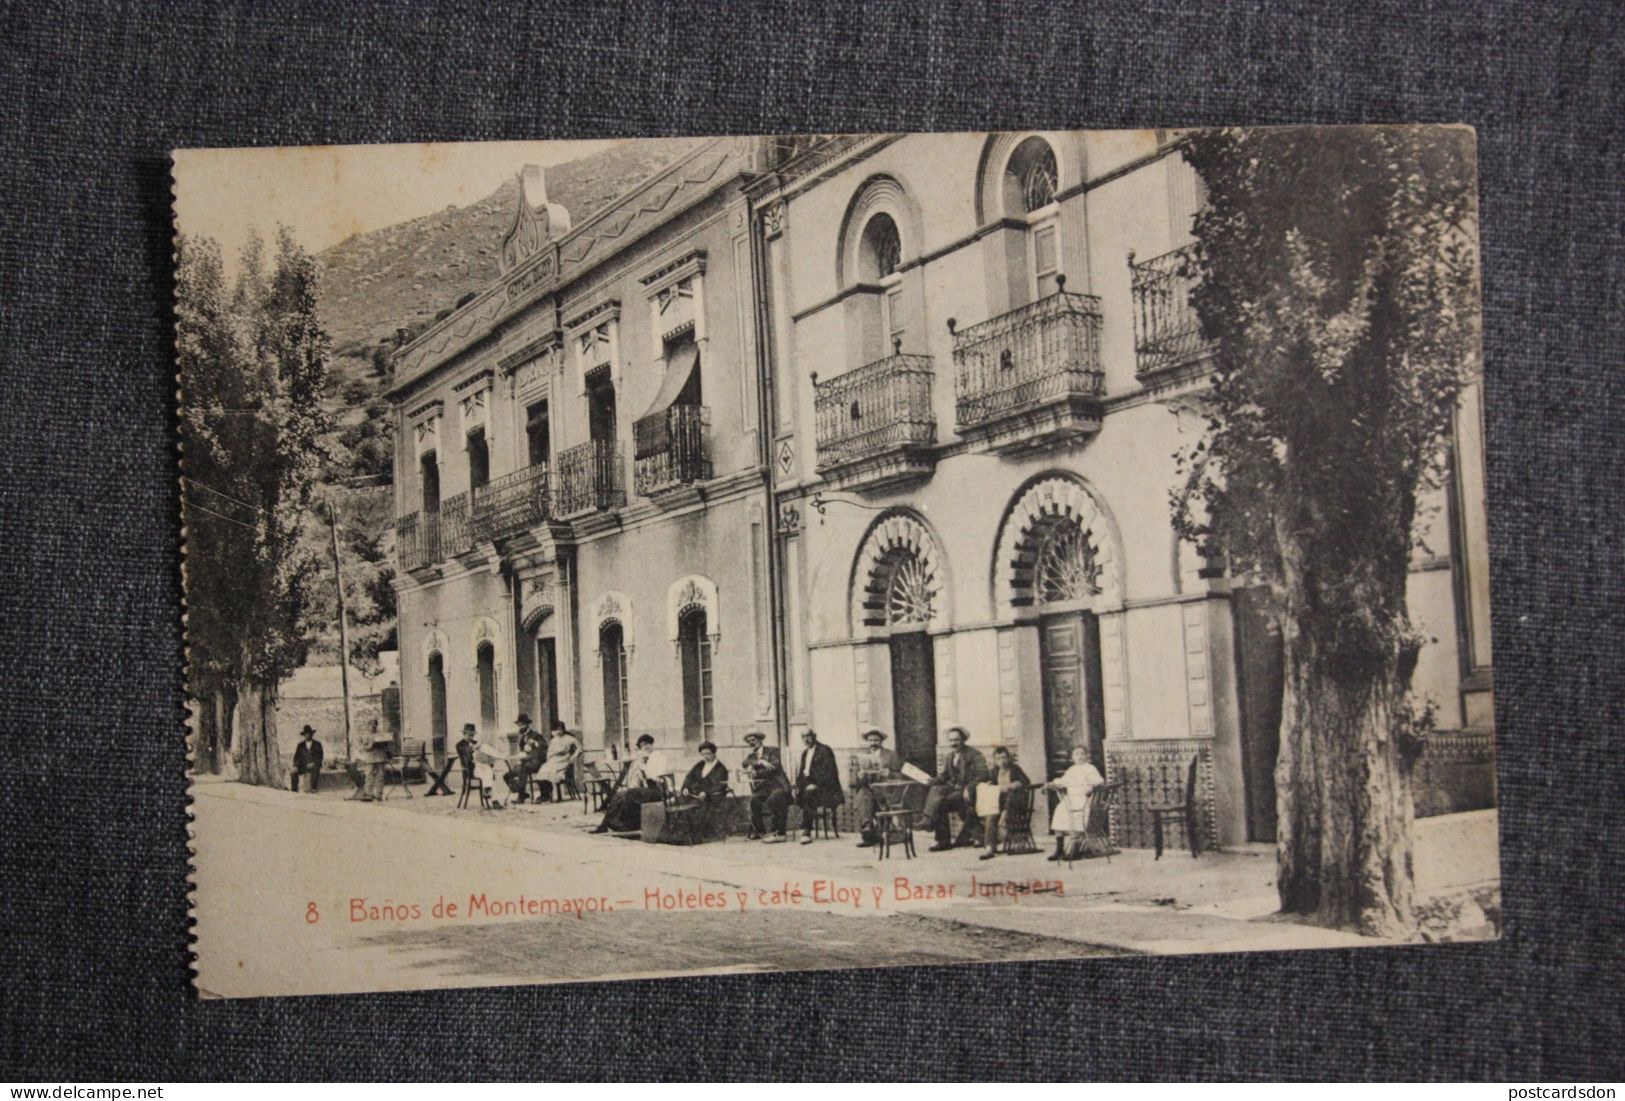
[592,734,669,834]
[740,730,790,843]
[502,713,546,803]
[463,723,510,808]
[978,746,1031,861]
[923,725,988,851]
[1043,744,1106,861]
[290,724,324,793]
[791,728,844,845]
[848,727,903,848]
[532,721,580,802]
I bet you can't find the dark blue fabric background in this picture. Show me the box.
[2,0,1621,1081]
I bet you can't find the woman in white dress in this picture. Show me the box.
[1043,745,1104,861]
[533,724,580,802]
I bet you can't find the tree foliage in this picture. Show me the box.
[178,228,335,779]
[1173,126,1479,932]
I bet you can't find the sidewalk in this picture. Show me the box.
[218,775,1500,956]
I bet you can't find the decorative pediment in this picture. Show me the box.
[520,573,557,633]
[499,165,572,275]
[592,590,634,654]
[408,400,443,455]
[667,574,720,650]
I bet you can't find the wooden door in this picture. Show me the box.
[536,637,558,734]
[1232,587,1282,842]
[476,642,496,736]
[888,632,938,775]
[1040,613,1105,777]
[427,653,448,766]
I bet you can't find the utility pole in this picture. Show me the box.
[327,496,355,763]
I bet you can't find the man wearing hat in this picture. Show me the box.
[455,722,507,807]
[740,730,790,842]
[290,724,324,793]
[923,725,988,850]
[850,728,904,847]
[502,713,546,803]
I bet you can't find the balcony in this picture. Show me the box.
[556,439,625,517]
[633,404,712,499]
[395,510,441,573]
[439,492,474,558]
[1131,245,1210,377]
[470,463,551,543]
[950,287,1105,455]
[812,351,937,492]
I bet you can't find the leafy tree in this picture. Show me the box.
[179,228,335,784]
[1174,126,1479,935]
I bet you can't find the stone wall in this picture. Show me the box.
[274,693,384,764]
[1413,729,1497,818]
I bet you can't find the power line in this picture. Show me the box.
[182,476,265,516]
[183,498,261,533]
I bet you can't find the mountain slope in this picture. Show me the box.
[317,137,707,358]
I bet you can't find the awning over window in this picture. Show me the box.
[634,341,700,458]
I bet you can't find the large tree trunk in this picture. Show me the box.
[1274,619,1418,937]
[231,677,286,788]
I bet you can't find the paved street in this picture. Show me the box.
[190,777,1498,998]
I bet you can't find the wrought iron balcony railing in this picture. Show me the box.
[470,463,551,542]
[439,491,473,557]
[812,351,937,471]
[396,510,441,572]
[951,287,1105,428]
[1131,245,1209,375]
[633,404,712,496]
[556,439,625,516]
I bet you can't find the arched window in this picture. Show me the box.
[877,547,937,626]
[678,608,714,746]
[859,213,902,280]
[1009,137,1059,213]
[600,621,629,746]
[1033,515,1103,606]
[859,213,907,354]
[1005,137,1062,299]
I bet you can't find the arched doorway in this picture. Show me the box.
[426,651,448,767]
[475,641,496,736]
[1029,514,1108,775]
[879,547,938,776]
[852,511,947,776]
[993,475,1121,777]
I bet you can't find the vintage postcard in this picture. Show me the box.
[177,127,1497,999]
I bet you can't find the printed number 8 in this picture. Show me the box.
[305,902,320,924]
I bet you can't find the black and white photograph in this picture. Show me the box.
[175,127,1497,999]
